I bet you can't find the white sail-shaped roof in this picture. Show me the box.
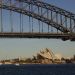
[38,48,57,60]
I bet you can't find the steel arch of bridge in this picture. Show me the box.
[0,0,75,41]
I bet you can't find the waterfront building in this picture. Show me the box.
[36,48,61,64]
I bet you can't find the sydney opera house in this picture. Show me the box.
[36,48,61,64]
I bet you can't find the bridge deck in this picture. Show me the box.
[0,32,75,41]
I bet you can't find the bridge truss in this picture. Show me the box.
[0,0,75,41]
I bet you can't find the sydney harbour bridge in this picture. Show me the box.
[0,0,75,41]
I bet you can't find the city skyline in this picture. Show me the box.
[0,0,75,60]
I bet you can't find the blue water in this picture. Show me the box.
[0,64,75,75]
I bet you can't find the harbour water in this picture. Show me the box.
[0,64,75,75]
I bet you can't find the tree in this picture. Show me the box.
[25,58,32,63]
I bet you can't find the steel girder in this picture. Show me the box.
[0,4,70,33]
[0,32,75,41]
[16,0,75,20]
